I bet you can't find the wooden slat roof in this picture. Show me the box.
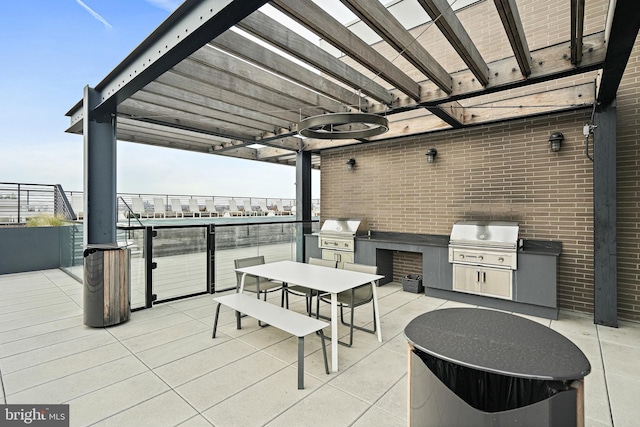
[66,0,639,169]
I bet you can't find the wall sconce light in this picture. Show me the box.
[425,148,438,163]
[549,132,564,152]
[346,158,356,171]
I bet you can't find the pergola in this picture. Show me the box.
[66,0,639,326]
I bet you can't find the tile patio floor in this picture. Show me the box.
[1,269,639,426]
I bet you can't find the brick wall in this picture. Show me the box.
[321,109,596,314]
[392,251,423,282]
[318,0,640,322]
[615,37,640,322]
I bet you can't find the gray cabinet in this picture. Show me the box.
[423,246,452,290]
[514,253,558,308]
[304,234,321,261]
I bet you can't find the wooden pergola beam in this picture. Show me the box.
[570,0,585,64]
[366,32,605,112]
[271,0,422,101]
[341,0,452,94]
[416,0,490,86]
[493,0,533,77]
[210,30,369,110]
[188,47,346,114]
[154,71,301,124]
[303,82,594,150]
[237,11,394,105]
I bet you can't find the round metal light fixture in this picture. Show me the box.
[549,132,564,152]
[298,112,389,140]
[425,148,438,163]
[346,158,356,171]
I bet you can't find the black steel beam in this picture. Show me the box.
[596,0,640,106]
[92,0,269,117]
[593,100,617,327]
[296,151,312,263]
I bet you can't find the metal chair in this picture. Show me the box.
[284,257,336,315]
[234,256,285,327]
[316,262,378,347]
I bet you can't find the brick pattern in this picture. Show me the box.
[615,38,640,322]
[392,251,423,283]
[315,0,640,320]
[319,0,640,321]
[322,109,596,315]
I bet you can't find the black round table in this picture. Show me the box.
[404,308,591,427]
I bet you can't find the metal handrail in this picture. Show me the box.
[118,196,145,227]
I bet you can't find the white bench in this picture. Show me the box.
[212,293,329,389]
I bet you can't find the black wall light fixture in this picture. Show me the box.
[346,158,356,171]
[425,148,438,163]
[549,132,564,152]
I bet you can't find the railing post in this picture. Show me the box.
[207,224,215,293]
[16,184,21,223]
[144,226,156,308]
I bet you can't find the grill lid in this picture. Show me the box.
[449,221,519,249]
[320,218,368,236]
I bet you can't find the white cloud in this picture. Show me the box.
[75,0,112,29]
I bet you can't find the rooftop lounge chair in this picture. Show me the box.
[276,200,291,215]
[243,200,257,216]
[153,197,166,218]
[131,197,147,218]
[205,199,219,217]
[170,198,184,218]
[71,194,84,220]
[227,199,243,217]
[257,200,275,216]
[188,199,202,217]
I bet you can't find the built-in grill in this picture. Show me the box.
[318,218,367,268]
[448,221,520,300]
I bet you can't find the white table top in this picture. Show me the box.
[236,260,384,293]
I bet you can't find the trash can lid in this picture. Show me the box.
[405,308,591,381]
[84,243,124,250]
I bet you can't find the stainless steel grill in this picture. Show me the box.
[448,221,520,300]
[318,218,367,267]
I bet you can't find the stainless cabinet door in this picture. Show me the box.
[480,268,512,299]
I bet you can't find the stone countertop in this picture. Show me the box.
[405,308,590,381]
[354,232,562,256]
[355,231,449,247]
[520,239,562,256]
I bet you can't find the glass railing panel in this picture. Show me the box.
[117,227,146,309]
[152,226,208,302]
[213,220,317,292]
[59,221,84,281]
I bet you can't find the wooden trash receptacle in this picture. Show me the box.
[83,244,131,327]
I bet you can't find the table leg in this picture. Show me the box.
[331,293,338,372]
[371,281,382,342]
[236,273,248,329]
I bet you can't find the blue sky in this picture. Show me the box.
[0,0,320,199]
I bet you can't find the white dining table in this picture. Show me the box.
[235,260,384,372]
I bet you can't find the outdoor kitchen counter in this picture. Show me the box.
[520,239,562,256]
[306,233,562,319]
[352,232,451,287]
[356,231,449,247]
